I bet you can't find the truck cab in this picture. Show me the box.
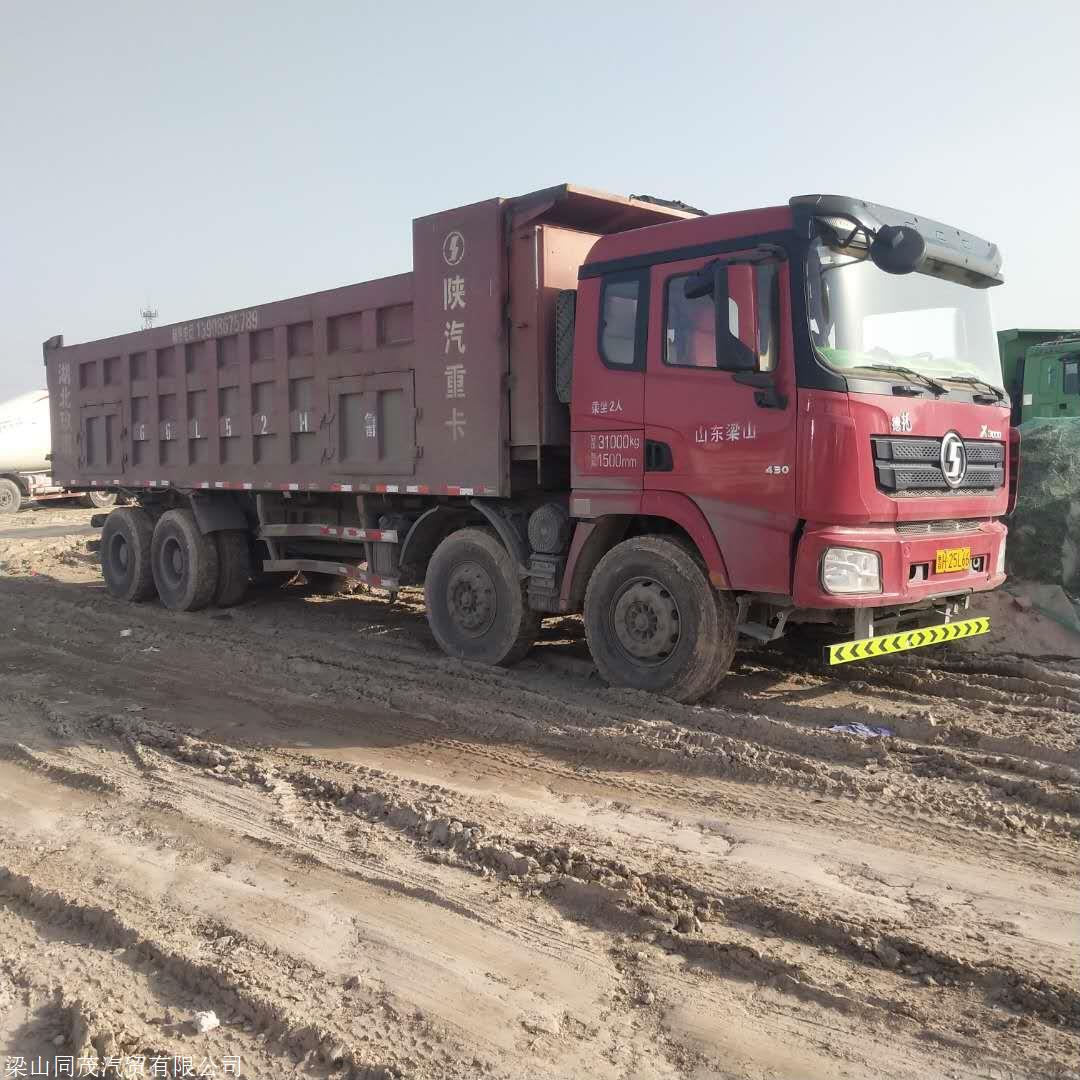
[564,194,1009,675]
[998,328,1080,422]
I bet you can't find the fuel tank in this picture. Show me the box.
[0,389,52,473]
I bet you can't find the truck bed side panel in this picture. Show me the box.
[47,203,511,497]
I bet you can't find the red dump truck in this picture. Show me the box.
[45,184,1012,701]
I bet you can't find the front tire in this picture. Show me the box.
[0,478,22,515]
[151,509,219,612]
[100,507,156,602]
[424,527,540,666]
[583,535,736,702]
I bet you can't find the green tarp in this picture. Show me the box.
[1007,417,1080,592]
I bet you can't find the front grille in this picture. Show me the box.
[896,519,984,536]
[872,435,1004,496]
[888,438,941,461]
[890,487,999,499]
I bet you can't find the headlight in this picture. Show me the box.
[821,547,882,595]
[996,539,1006,576]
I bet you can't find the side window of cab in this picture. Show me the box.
[663,262,779,372]
[1063,357,1079,396]
[599,272,649,370]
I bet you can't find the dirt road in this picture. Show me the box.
[1,511,1077,1079]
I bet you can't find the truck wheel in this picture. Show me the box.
[151,509,220,612]
[214,529,252,606]
[583,535,736,702]
[425,527,540,666]
[0,478,22,515]
[82,491,117,509]
[100,507,156,602]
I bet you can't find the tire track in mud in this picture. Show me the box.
[3,572,1080,1076]
[7,582,1080,866]
[0,749,668,1078]
[720,659,1080,771]
[0,858,468,1080]
[8,703,1080,1045]
[765,648,1080,721]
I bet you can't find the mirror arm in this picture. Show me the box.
[725,243,787,266]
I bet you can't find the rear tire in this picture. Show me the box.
[425,527,540,666]
[82,491,117,509]
[100,507,156,602]
[583,535,736,702]
[214,530,252,606]
[0,478,22,515]
[151,509,219,612]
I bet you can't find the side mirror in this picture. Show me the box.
[682,262,758,372]
[683,265,715,301]
[869,224,926,275]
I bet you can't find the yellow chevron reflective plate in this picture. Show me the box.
[825,617,990,665]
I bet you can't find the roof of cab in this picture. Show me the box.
[583,204,792,268]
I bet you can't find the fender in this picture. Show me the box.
[640,490,730,588]
[189,492,248,534]
[399,505,470,579]
[558,490,732,612]
[469,498,529,575]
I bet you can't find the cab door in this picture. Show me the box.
[643,254,799,593]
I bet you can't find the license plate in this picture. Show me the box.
[935,546,971,574]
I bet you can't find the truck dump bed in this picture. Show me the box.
[45,186,689,498]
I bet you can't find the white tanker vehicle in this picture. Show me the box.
[0,389,115,514]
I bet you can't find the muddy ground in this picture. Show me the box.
[0,506,1077,1080]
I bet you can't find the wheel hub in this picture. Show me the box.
[446,561,497,637]
[0,489,14,511]
[612,578,681,664]
[161,536,185,586]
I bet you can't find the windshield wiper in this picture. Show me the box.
[860,364,948,395]
[938,375,1006,402]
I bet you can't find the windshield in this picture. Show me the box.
[806,237,1003,390]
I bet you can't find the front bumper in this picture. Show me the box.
[792,519,1006,609]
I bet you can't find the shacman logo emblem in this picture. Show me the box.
[443,230,465,267]
[939,430,967,488]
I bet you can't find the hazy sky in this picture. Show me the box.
[2,1,1077,400]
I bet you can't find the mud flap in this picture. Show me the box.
[825,616,990,665]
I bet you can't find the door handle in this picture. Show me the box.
[645,440,673,472]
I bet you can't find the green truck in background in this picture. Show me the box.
[998,328,1080,422]
[997,329,1080,599]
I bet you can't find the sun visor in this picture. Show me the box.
[791,194,1004,288]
